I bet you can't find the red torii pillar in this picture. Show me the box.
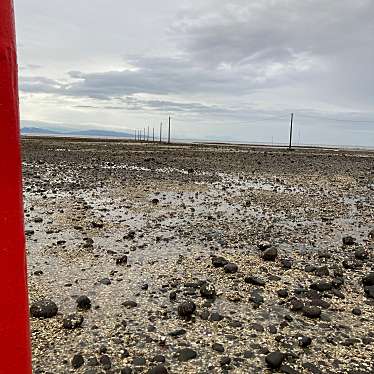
[0,1,32,373]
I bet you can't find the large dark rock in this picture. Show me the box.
[178,348,197,362]
[72,353,84,369]
[302,306,321,319]
[362,273,374,287]
[177,301,196,318]
[30,299,58,318]
[262,247,278,261]
[265,351,285,369]
[245,276,266,286]
[224,263,238,274]
[76,295,91,310]
[310,281,333,292]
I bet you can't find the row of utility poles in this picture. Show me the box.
[134,116,171,144]
[132,114,295,148]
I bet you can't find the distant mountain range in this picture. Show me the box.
[21,127,133,138]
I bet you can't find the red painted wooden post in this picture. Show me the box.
[0,1,32,373]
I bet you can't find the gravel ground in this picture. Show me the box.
[22,137,374,374]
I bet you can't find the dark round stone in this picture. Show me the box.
[200,282,216,299]
[211,256,228,268]
[224,263,238,274]
[212,343,225,353]
[178,348,197,362]
[362,273,374,286]
[220,357,231,366]
[63,314,84,329]
[76,295,91,310]
[257,241,272,251]
[169,291,177,301]
[72,353,84,369]
[100,277,111,285]
[123,300,138,308]
[148,364,168,374]
[245,276,266,286]
[262,247,278,261]
[298,336,312,347]
[177,301,196,317]
[352,308,362,316]
[310,281,333,292]
[99,355,111,370]
[265,351,285,369]
[277,289,289,298]
[30,299,58,318]
[302,306,321,319]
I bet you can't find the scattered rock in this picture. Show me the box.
[342,236,355,245]
[177,301,196,318]
[200,282,216,299]
[302,306,321,319]
[116,255,128,265]
[262,247,278,261]
[178,348,197,362]
[211,256,228,268]
[265,351,285,369]
[224,263,238,274]
[63,314,84,329]
[30,299,58,318]
[76,295,91,310]
[71,354,84,369]
[148,364,168,374]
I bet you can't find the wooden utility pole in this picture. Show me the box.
[168,116,171,144]
[144,128,146,142]
[289,113,294,150]
[147,126,149,142]
[134,129,137,141]
[152,128,155,142]
[160,122,162,143]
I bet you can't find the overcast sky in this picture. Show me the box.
[15,0,374,146]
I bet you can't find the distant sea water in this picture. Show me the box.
[22,133,374,151]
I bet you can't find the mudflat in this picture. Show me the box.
[22,137,374,373]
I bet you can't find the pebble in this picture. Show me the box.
[262,247,278,261]
[245,276,266,286]
[30,299,58,318]
[177,348,197,362]
[63,314,84,329]
[177,300,196,318]
[302,306,322,319]
[71,354,84,369]
[212,343,225,353]
[200,282,216,299]
[224,263,238,273]
[265,351,285,369]
[116,255,128,265]
[211,256,228,268]
[76,295,92,310]
[298,336,312,347]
